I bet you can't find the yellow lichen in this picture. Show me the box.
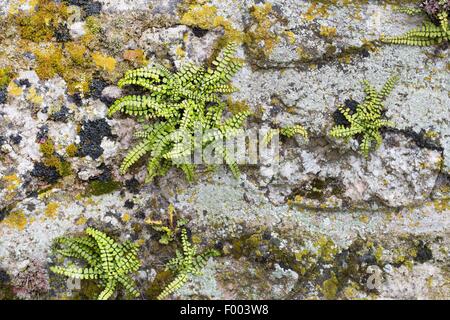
[322,273,339,299]
[180,4,244,45]
[44,202,59,219]
[303,2,330,22]
[75,216,87,225]
[0,67,13,87]
[39,138,55,157]
[7,81,23,96]
[246,3,280,59]
[27,87,44,105]
[3,174,21,192]
[122,213,131,223]
[2,210,28,231]
[320,25,337,38]
[92,52,117,73]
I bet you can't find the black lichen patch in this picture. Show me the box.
[89,77,109,100]
[415,241,433,263]
[50,105,70,122]
[124,199,134,209]
[384,127,444,152]
[0,269,14,300]
[0,88,7,104]
[36,125,49,142]
[68,92,83,107]
[0,206,11,222]
[290,178,345,201]
[30,162,61,184]
[333,99,358,127]
[64,0,102,18]
[125,178,140,194]
[78,119,114,160]
[17,79,31,88]
[9,134,22,145]
[192,26,209,38]
[54,23,71,42]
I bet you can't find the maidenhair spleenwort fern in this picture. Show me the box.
[329,76,399,157]
[50,228,141,300]
[382,1,450,46]
[109,43,250,182]
[263,124,309,145]
[157,229,220,300]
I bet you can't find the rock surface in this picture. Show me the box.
[0,0,449,300]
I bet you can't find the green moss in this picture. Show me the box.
[85,16,102,35]
[13,0,69,43]
[86,180,122,196]
[146,270,173,299]
[0,279,15,300]
[0,67,13,88]
[39,139,73,177]
[40,139,56,157]
[65,144,78,158]
[322,273,339,299]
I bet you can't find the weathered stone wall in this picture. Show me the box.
[0,0,448,300]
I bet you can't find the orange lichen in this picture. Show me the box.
[123,49,146,65]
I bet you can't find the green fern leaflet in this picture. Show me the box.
[264,124,309,145]
[329,76,399,157]
[157,229,220,300]
[383,8,449,46]
[50,227,141,300]
[109,43,250,182]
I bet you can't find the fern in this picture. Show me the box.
[383,5,450,46]
[109,43,250,182]
[329,76,399,157]
[50,227,141,300]
[157,229,220,300]
[264,124,308,145]
[145,204,188,245]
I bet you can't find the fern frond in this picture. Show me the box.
[329,76,399,156]
[280,124,309,140]
[379,75,399,100]
[51,228,141,300]
[157,229,220,300]
[109,43,247,181]
[383,7,450,46]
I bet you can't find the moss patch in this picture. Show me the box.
[85,180,122,196]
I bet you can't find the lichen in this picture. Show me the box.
[2,210,28,231]
[44,202,59,219]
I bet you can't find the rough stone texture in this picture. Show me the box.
[0,0,449,300]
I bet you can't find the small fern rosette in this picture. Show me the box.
[109,43,250,182]
[157,229,220,300]
[51,227,141,300]
[330,76,399,157]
